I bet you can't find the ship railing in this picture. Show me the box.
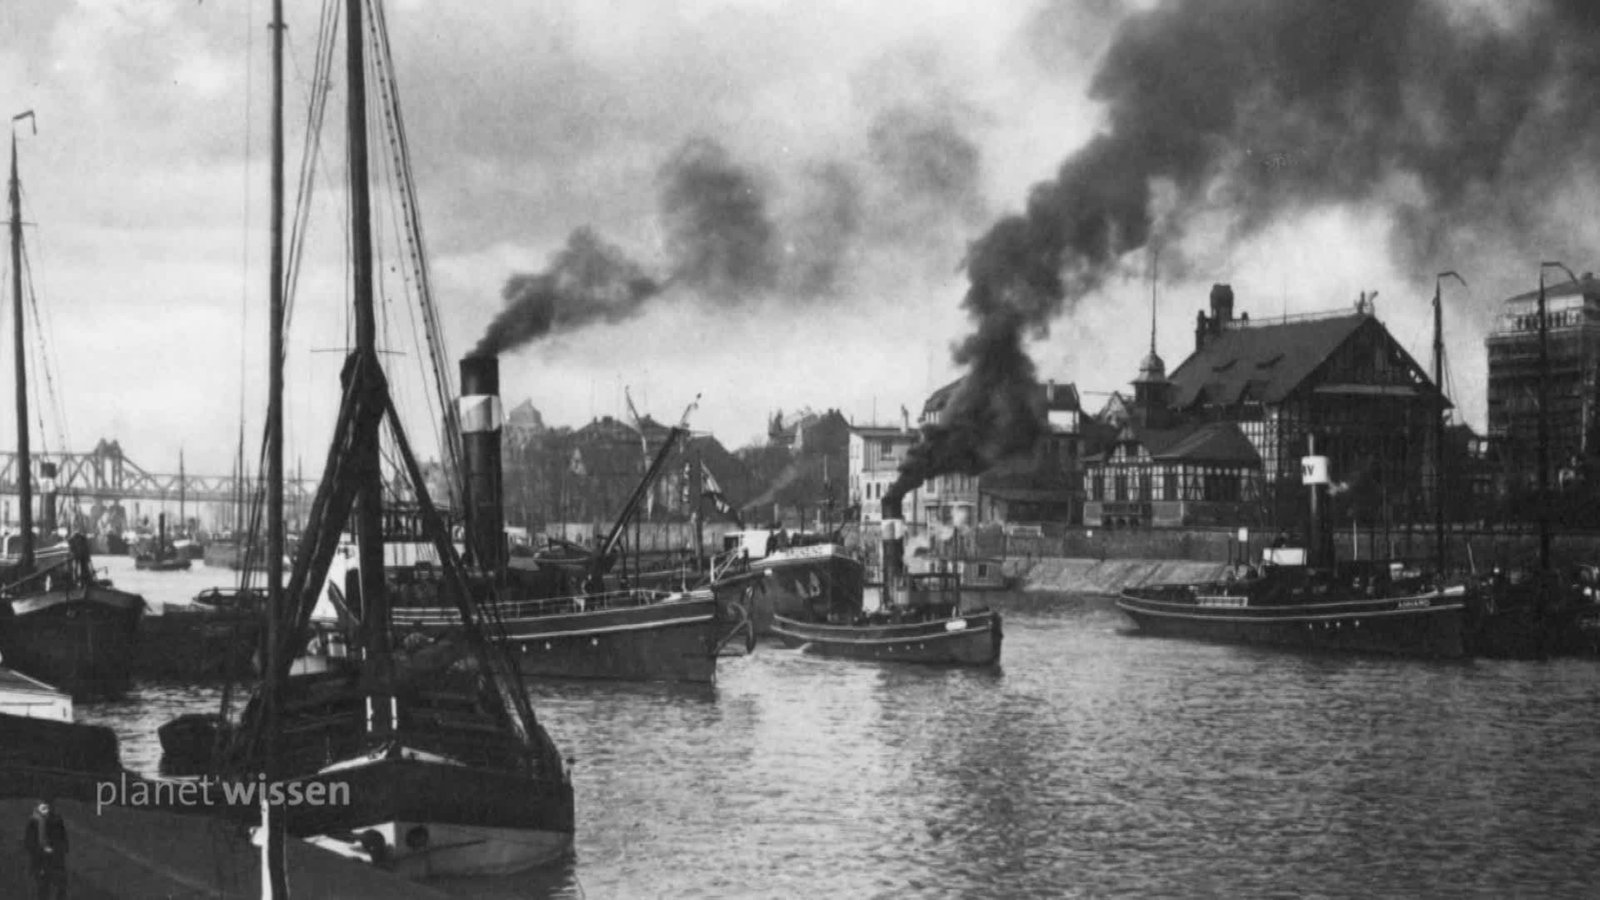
[390,587,677,626]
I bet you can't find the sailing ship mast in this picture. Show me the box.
[261,0,288,893]
[348,0,393,717]
[10,112,35,575]
[1433,272,1463,577]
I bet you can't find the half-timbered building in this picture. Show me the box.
[1086,284,1446,528]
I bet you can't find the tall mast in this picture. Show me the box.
[9,116,34,575]
[262,0,289,895]
[1432,272,1462,578]
[348,0,392,725]
[179,447,186,535]
[1537,271,1551,572]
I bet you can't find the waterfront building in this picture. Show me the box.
[1086,284,1446,528]
[1484,273,1600,495]
[976,383,1086,525]
[1083,321,1263,527]
[498,404,752,531]
[848,424,921,524]
[916,378,1086,526]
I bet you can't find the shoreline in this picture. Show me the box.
[1003,557,1230,595]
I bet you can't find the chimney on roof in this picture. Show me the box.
[1047,379,1056,402]
[1210,284,1234,323]
[1195,284,1236,352]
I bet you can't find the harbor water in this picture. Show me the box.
[80,559,1600,898]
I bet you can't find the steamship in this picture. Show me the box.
[1116,444,1466,659]
[770,501,1003,666]
[309,356,755,684]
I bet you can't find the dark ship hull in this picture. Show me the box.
[1117,584,1467,659]
[743,546,864,636]
[1,584,146,698]
[383,576,762,684]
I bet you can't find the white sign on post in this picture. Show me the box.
[1301,455,1330,485]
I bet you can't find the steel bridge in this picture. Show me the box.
[0,440,316,503]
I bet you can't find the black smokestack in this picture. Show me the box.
[893,0,1600,502]
[459,356,505,573]
[39,461,57,537]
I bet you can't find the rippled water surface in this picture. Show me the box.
[82,560,1600,898]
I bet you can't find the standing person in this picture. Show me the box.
[23,797,68,900]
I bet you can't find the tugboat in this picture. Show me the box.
[1117,437,1466,658]
[771,498,1002,666]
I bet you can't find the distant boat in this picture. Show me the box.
[134,513,192,571]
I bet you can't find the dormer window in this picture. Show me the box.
[1212,359,1237,373]
[1256,353,1283,369]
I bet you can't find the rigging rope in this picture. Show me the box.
[17,239,62,461]
[370,0,463,510]
[13,187,70,455]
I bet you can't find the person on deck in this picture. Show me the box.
[23,797,68,900]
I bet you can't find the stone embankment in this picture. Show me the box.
[1005,557,1230,595]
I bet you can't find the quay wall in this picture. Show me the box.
[1005,557,1231,595]
[533,521,1600,579]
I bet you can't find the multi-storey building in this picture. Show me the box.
[917,378,1085,526]
[1484,273,1600,487]
[847,425,921,523]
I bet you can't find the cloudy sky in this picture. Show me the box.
[0,0,1593,478]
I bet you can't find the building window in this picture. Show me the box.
[1092,473,1105,502]
[1114,473,1128,502]
[1139,473,1152,502]
[1163,471,1177,500]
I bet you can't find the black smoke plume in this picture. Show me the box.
[868,105,982,218]
[783,162,862,297]
[470,228,661,358]
[886,0,1600,504]
[658,136,780,298]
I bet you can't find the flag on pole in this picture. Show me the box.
[700,461,742,527]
